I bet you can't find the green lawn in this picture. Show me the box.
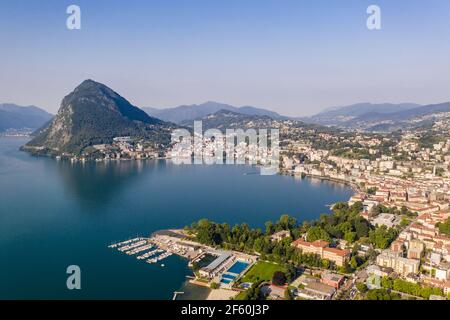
[234,291,248,300]
[240,261,285,283]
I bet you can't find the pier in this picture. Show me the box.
[137,248,163,260]
[108,237,143,249]
[172,291,184,300]
[108,237,173,266]
[118,240,147,252]
[126,243,154,255]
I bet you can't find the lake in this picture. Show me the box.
[0,137,353,299]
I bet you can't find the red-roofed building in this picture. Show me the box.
[323,248,351,267]
[291,239,329,256]
[321,272,346,289]
[292,239,350,266]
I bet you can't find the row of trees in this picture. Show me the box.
[370,204,417,218]
[305,202,370,244]
[187,202,400,270]
[365,289,401,300]
[237,280,265,300]
[306,202,400,249]
[380,277,444,299]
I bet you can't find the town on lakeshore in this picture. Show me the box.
[16,80,450,301]
[3,0,450,308]
[107,129,450,301]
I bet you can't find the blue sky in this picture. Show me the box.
[0,0,449,116]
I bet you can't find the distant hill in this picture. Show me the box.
[360,102,450,131]
[305,103,421,126]
[180,109,276,130]
[178,109,330,135]
[25,80,172,154]
[143,101,287,124]
[356,102,450,122]
[0,103,53,132]
[304,101,450,131]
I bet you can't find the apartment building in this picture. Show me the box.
[376,250,420,276]
[292,239,350,267]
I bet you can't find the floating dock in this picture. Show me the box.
[173,291,184,300]
[118,240,147,252]
[108,237,143,249]
[108,237,173,266]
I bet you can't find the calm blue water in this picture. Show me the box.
[0,137,353,299]
[227,261,249,274]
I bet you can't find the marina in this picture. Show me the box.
[108,237,173,265]
[126,243,154,255]
[118,240,147,252]
[107,237,144,249]
[108,230,256,290]
[137,248,163,260]
[148,230,257,289]
[147,252,173,264]
[1,137,353,299]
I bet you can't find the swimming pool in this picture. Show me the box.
[222,273,237,280]
[220,278,232,284]
[227,261,249,274]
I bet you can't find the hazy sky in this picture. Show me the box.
[1,0,449,116]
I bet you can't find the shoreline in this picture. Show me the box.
[19,142,360,199]
[290,172,360,193]
[19,142,359,300]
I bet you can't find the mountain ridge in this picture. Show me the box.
[143,101,287,124]
[25,79,172,154]
[0,103,53,132]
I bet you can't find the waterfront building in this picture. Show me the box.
[270,230,291,242]
[292,239,350,267]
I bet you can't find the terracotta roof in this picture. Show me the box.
[312,240,330,247]
[292,239,329,248]
[323,247,350,257]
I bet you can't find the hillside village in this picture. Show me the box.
[167,113,450,300]
[15,80,450,300]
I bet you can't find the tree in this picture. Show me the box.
[210,282,220,289]
[356,282,368,293]
[285,264,297,283]
[354,218,370,238]
[365,289,400,300]
[191,261,200,272]
[351,201,364,213]
[339,262,353,274]
[350,256,360,270]
[241,281,265,300]
[391,278,444,299]
[380,276,393,289]
[369,226,398,249]
[306,226,331,242]
[321,259,331,269]
[437,218,450,236]
[265,221,274,235]
[344,232,357,244]
[284,288,294,300]
[272,271,287,286]
[400,206,408,215]
[400,217,410,228]
[277,214,297,231]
